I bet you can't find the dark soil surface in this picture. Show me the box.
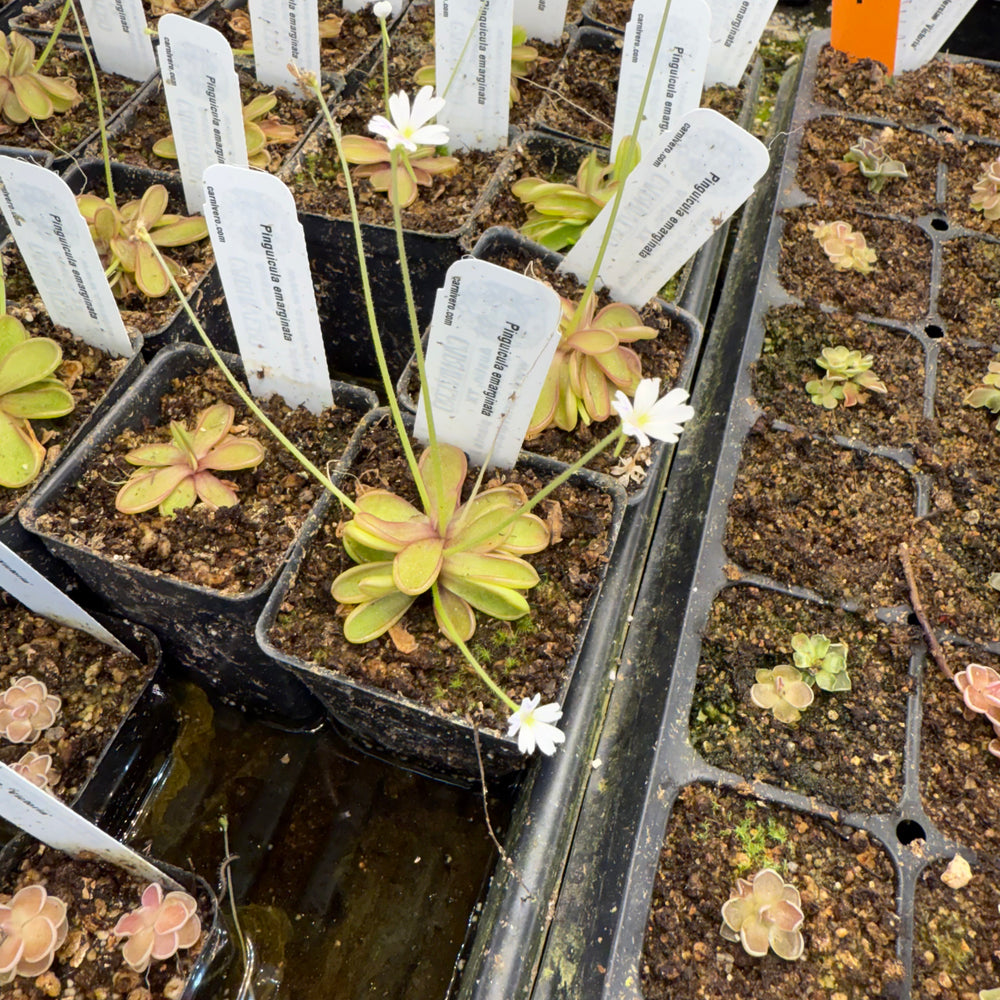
[31,365,368,595]
[911,462,1000,648]
[943,141,1000,235]
[0,249,131,519]
[1,842,209,1000]
[754,305,926,450]
[937,238,1000,344]
[18,0,208,33]
[690,585,911,814]
[641,785,903,1000]
[793,116,947,219]
[913,854,1000,1000]
[0,45,142,158]
[810,45,1000,141]
[724,423,915,609]
[778,206,932,320]
[582,0,629,32]
[267,414,615,733]
[0,596,156,804]
[404,245,692,489]
[87,70,312,174]
[920,644,1000,855]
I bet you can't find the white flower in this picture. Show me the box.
[371,1,392,18]
[612,377,695,449]
[368,86,449,153]
[507,695,566,756]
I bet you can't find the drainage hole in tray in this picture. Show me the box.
[896,818,927,844]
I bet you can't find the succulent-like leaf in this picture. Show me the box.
[440,575,531,620]
[2,379,74,419]
[393,536,445,596]
[343,592,415,643]
[0,337,62,396]
[115,464,193,514]
[419,444,466,529]
[0,410,44,488]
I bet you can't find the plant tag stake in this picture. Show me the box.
[611,0,711,158]
[0,543,130,655]
[0,158,132,358]
[415,259,561,468]
[158,15,248,215]
[203,166,332,413]
[248,0,320,94]
[513,0,568,42]
[703,0,778,86]
[435,0,513,150]
[894,0,978,72]
[561,109,768,307]
[0,765,178,887]
[77,0,157,81]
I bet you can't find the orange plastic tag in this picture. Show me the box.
[830,0,901,72]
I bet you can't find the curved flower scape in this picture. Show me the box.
[114,883,202,973]
[720,868,805,961]
[331,444,550,643]
[0,676,61,744]
[0,885,68,984]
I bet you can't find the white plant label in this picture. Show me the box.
[435,0,513,150]
[0,158,132,357]
[248,0,320,94]
[203,167,332,413]
[513,0,568,42]
[562,109,769,307]
[703,0,778,86]
[0,543,130,655]
[895,0,978,72]
[0,765,178,888]
[415,259,561,468]
[611,0,711,158]
[78,0,157,81]
[158,15,248,215]
[343,0,404,12]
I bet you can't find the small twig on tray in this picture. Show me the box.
[899,542,952,680]
[473,725,535,901]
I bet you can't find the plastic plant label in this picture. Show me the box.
[435,0,513,150]
[78,0,157,81]
[895,0,978,72]
[248,0,320,94]
[0,158,132,358]
[0,544,131,655]
[414,259,561,468]
[561,109,769,307]
[0,764,178,888]
[343,0,404,12]
[703,0,778,86]
[611,0,711,159]
[158,15,248,215]
[513,0,568,42]
[203,166,332,413]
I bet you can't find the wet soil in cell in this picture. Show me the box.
[641,784,903,1000]
[19,0,206,31]
[267,415,615,734]
[792,116,946,220]
[0,596,157,805]
[754,305,926,450]
[913,854,1000,1000]
[32,366,366,595]
[689,585,911,814]
[778,207,932,321]
[919,644,1000,856]
[724,423,915,610]
[937,237,1000,344]
[0,842,210,1000]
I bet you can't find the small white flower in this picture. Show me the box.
[368,86,449,153]
[507,694,566,756]
[612,377,695,449]
[371,1,392,18]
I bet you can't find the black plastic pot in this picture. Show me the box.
[579,0,624,35]
[530,31,1000,1000]
[20,342,377,722]
[256,406,629,782]
[0,834,229,999]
